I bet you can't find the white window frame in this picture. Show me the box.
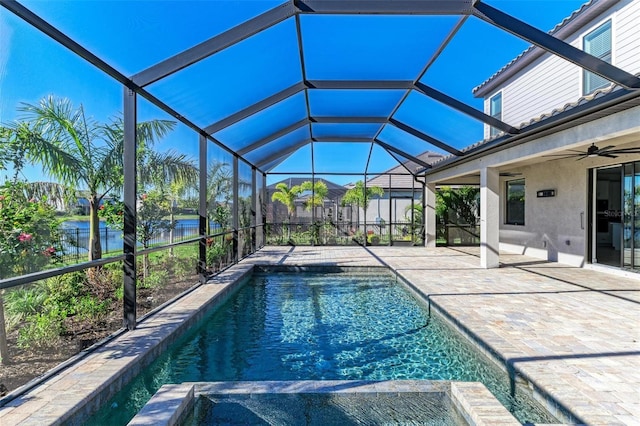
[489,91,502,138]
[582,19,613,96]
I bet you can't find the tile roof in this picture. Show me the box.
[472,0,599,96]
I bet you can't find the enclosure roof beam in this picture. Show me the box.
[306,80,414,89]
[373,139,433,169]
[389,118,464,156]
[473,1,640,90]
[310,116,387,124]
[385,149,418,176]
[414,82,520,134]
[0,0,255,168]
[132,2,297,87]
[311,137,373,142]
[295,0,475,15]
[204,82,306,134]
[205,80,406,135]
[260,153,295,173]
[237,119,309,156]
[255,139,311,168]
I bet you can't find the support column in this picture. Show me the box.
[123,87,137,330]
[480,167,500,268]
[262,173,267,246]
[198,134,207,283]
[425,183,437,247]
[232,156,239,263]
[251,167,257,253]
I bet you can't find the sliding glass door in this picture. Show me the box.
[622,162,640,270]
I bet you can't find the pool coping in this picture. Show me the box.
[0,257,571,425]
[0,264,255,426]
[128,380,520,426]
[393,269,579,424]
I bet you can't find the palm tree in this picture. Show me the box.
[300,180,328,212]
[271,182,302,221]
[207,161,233,232]
[271,182,303,240]
[341,180,384,227]
[15,96,175,261]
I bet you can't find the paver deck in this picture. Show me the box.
[247,246,640,425]
[1,246,638,425]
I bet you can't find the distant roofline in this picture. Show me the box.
[473,0,619,98]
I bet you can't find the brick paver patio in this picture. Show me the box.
[1,246,638,425]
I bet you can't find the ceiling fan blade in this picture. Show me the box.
[601,153,618,158]
[608,148,640,154]
[596,145,616,152]
[575,155,590,161]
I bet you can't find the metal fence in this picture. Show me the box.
[58,223,200,263]
[264,221,481,247]
[265,221,424,246]
[440,223,480,246]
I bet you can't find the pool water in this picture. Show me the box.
[186,392,469,426]
[89,271,556,425]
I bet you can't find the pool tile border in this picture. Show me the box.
[393,264,579,424]
[129,380,520,426]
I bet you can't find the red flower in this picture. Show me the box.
[99,205,105,210]
[43,246,56,256]
[18,232,33,242]
[0,195,5,201]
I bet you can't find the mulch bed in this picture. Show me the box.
[0,278,197,396]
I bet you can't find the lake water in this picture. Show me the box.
[60,219,201,254]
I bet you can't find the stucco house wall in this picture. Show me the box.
[499,160,588,267]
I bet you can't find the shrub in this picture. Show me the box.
[4,284,48,327]
[140,270,169,289]
[18,308,66,349]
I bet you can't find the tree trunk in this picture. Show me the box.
[0,292,10,364]
[169,207,175,257]
[88,197,103,261]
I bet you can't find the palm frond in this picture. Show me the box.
[14,123,86,185]
[141,150,198,189]
[22,181,74,206]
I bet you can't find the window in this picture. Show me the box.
[506,179,525,225]
[489,92,502,137]
[583,20,612,95]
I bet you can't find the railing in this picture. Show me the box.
[57,223,200,264]
[265,221,480,247]
[440,223,480,246]
[0,223,264,400]
[265,221,424,246]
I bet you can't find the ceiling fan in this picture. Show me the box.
[544,143,640,160]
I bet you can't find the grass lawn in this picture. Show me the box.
[57,213,199,221]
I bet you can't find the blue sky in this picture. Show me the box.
[1,0,587,185]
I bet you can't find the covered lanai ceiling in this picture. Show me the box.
[5,0,640,178]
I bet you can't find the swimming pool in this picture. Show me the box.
[88,269,557,424]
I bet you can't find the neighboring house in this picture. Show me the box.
[266,177,348,223]
[423,0,640,272]
[355,151,444,226]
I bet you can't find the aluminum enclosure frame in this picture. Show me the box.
[3,0,639,330]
